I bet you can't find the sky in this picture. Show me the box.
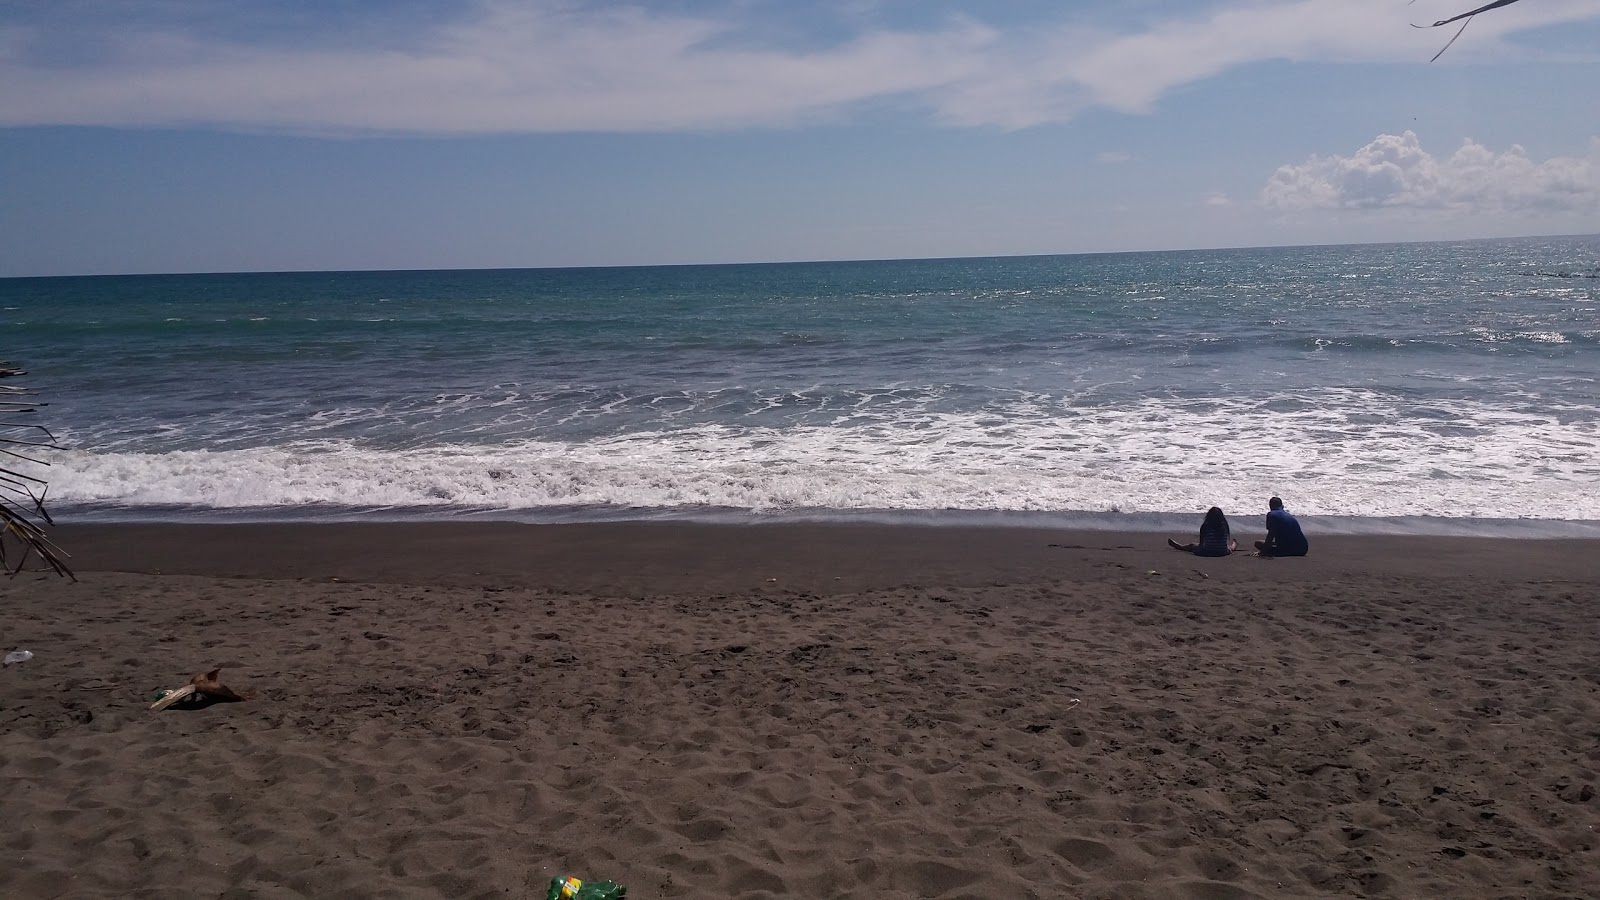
[2,0,1598,276]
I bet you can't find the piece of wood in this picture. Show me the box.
[191,668,253,702]
[149,668,254,710]
[149,684,197,710]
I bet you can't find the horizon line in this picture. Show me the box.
[4,231,1596,281]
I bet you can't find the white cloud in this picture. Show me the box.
[0,0,1597,133]
[1262,131,1600,213]
[1047,0,1600,115]
[1097,151,1132,164]
[0,5,992,133]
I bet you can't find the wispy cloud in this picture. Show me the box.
[1262,131,1600,212]
[1,0,1596,134]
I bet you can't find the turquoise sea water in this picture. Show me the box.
[4,236,1598,534]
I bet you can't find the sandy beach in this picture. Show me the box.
[3,522,1598,898]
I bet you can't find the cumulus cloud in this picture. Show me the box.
[0,0,1596,133]
[1262,131,1600,213]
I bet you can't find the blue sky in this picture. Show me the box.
[2,0,1597,276]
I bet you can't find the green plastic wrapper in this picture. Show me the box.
[546,875,626,900]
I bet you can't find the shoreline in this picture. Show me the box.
[46,503,1600,540]
[4,521,1598,897]
[47,520,1600,591]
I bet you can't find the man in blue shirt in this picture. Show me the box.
[1255,496,1308,557]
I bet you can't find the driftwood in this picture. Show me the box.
[150,668,254,710]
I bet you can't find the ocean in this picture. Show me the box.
[4,236,1598,536]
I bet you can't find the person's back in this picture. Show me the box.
[1168,506,1236,556]
[1195,516,1232,557]
[1261,498,1308,557]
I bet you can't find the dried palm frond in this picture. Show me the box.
[1,362,74,579]
[1412,0,1526,62]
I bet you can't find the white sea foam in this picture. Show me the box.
[48,397,1600,521]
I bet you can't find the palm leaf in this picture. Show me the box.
[0,362,74,579]
[1411,0,1527,61]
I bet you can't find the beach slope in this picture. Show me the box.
[2,523,1598,898]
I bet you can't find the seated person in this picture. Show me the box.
[1168,506,1236,557]
[1254,496,1308,557]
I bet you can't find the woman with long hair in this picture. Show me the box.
[1168,506,1236,557]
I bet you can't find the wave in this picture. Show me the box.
[43,396,1600,522]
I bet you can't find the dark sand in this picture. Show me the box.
[2,523,1598,898]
